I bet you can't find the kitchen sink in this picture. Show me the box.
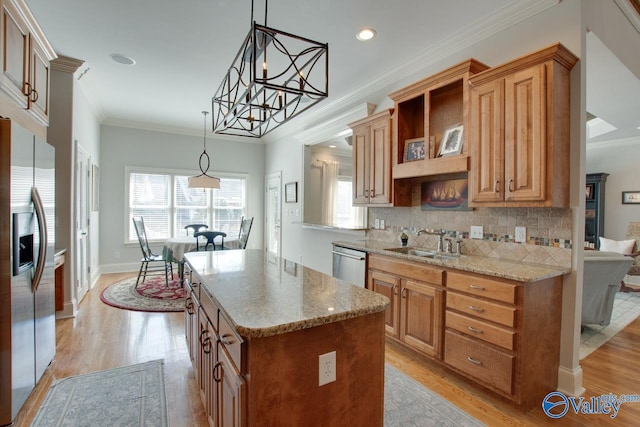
[384,247,463,260]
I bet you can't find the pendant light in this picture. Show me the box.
[211,0,328,138]
[188,111,221,189]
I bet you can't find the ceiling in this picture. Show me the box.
[25,0,640,142]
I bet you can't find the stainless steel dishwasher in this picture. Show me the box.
[332,245,367,287]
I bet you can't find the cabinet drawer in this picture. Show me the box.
[369,254,443,285]
[444,331,514,395]
[219,311,244,373]
[446,311,515,351]
[447,272,517,304]
[199,288,218,332]
[447,292,515,327]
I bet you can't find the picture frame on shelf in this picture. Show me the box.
[438,124,464,157]
[585,183,594,200]
[403,137,426,162]
[622,191,640,204]
[285,181,298,203]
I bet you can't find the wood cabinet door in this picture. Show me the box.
[1,0,29,107]
[504,64,546,202]
[369,270,400,337]
[400,279,443,358]
[28,35,50,125]
[217,346,245,427]
[369,115,391,204]
[352,124,370,204]
[470,78,504,203]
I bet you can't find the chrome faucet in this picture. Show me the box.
[416,228,446,252]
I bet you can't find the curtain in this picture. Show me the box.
[321,161,339,225]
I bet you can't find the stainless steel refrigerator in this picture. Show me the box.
[0,118,56,426]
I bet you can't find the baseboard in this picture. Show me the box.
[556,365,586,396]
[99,262,140,275]
[55,300,78,319]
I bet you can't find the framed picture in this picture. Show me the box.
[438,124,464,157]
[403,137,425,162]
[622,191,640,204]
[421,178,472,211]
[585,183,595,200]
[285,181,298,203]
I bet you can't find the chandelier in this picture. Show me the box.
[188,111,221,189]
[212,0,328,138]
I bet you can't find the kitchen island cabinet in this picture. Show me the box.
[184,249,389,427]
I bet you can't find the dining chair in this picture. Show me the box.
[237,217,254,249]
[194,231,227,251]
[132,217,173,288]
[185,223,209,236]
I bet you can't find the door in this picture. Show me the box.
[265,172,281,260]
[75,143,91,302]
[369,270,400,337]
[33,134,55,381]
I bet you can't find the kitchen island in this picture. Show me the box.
[183,249,390,427]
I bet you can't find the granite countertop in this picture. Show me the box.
[333,240,570,283]
[184,249,389,339]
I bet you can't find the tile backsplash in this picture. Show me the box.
[367,206,572,268]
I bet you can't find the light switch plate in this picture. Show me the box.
[515,226,526,243]
[374,219,380,229]
[380,219,385,229]
[470,226,483,240]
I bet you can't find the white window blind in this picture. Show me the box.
[126,169,247,242]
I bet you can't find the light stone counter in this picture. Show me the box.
[333,240,570,283]
[184,249,390,338]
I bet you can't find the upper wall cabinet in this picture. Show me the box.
[350,109,394,206]
[1,0,55,126]
[388,59,489,180]
[468,43,578,207]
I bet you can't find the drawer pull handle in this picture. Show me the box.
[220,334,235,345]
[213,361,222,383]
[468,326,483,334]
[468,305,485,313]
[401,287,407,299]
[393,284,398,296]
[469,284,485,291]
[467,357,483,366]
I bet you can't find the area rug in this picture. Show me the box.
[100,276,185,312]
[580,291,640,359]
[31,359,168,427]
[385,364,484,426]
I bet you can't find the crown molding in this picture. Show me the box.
[51,56,84,73]
[587,135,640,148]
[615,0,640,33]
[264,0,560,142]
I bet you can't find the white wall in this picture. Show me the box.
[99,126,265,272]
[587,138,640,240]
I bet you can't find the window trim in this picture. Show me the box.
[124,166,249,244]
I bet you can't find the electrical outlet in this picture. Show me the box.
[515,226,526,243]
[318,351,336,386]
[470,226,483,240]
[380,219,385,230]
[374,219,380,229]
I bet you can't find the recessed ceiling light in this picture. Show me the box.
[356,28,376,41]
[329,145,336,148]
[109,53,136,66]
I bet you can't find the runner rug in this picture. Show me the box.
[385,364,484,426]
[31,359,168,427]
[100,276,185,312]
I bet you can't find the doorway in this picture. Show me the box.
[75,143,91,303]
[265,172,281,262]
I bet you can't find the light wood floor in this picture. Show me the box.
[14,273,640,426]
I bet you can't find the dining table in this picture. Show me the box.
[162,234,240,282]
[163,236,199,283]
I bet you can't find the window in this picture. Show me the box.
[127,168,247,243]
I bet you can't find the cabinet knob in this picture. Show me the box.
[494,180,500,193]
[508,179,514,192]
[365,189,369,197]
[370,187,375,197]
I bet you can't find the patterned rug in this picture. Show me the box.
[31,359,168,427]
[100,276,185,312]
[580,291,640,359]
[385,364,484,426]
